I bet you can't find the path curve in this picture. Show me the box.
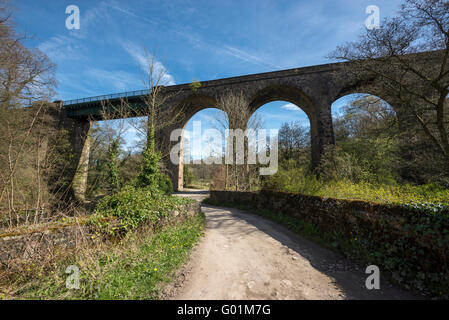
[168,189,420,300]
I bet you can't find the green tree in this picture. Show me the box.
[333,95,399,184]
[183,165,195,187]
[129,49,184,195]
[136,148,161,190]
[107,139,120,194]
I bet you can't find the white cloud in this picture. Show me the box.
[106,3,282,70]
[194,113,216,124]
[255,110,309,124]
[120,41,176,86]
[220,46,282,69]
[84,68,141,92]
[70,1,115,40]
[38,35,87,62]
[280,103,301,111]
[56,73,101,100]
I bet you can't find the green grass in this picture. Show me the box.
[9,212,205,300]
[186,179,210,190]
[264,168,449,206]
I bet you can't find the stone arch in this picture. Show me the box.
[331,92,399,140]
[178,93,220,123]
[332,83,414,141]
[334,81,399,113]
[332,86,408,133]
[248,85,323,168]
[162,93,227,191]
[249,85,315,117]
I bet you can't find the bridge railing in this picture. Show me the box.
[62,89,151,106]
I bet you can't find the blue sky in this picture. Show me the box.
[12,0,402,154]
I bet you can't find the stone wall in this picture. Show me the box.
[210,190,414,233]
[0,202,200,265]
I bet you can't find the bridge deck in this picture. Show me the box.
[61,61,345,119]
[60,50,442,119]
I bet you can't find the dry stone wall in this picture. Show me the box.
[0,202,200,265]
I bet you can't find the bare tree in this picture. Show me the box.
[328,0,449,164]
[0,3,60,226]
[127,48,184,155]
[117,48,184,192]
[86,48,183,194]
[214,90,264,190]
[278,121,310,162]
[85,100,134,196]
[0,3,56,110]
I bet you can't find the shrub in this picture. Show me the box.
[183,166,195,187]
[135,149,162,194]
[134,146,174,196]
[93,186,191,232]
[189,79,201,92]
[158,173,173,195]
[262,167,322,195]
[317,145,361,183]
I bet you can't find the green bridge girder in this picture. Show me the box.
[62,90,151,120]
[62,82,194,119]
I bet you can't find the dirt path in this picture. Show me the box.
[168,190,421,300]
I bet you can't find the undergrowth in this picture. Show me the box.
[91,186,194,233]
[3,211,205,300]
[263,168,449,207]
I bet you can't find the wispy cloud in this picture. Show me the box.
[104,1,160,26]
[71,1,115,39]
[56,73,100,99]
[84,68,141,92]
[120,41,176,85]
[220,46,282,69]
[38,35,87,62]
[194,113,217,124]
[257,111,307,121]
[106,3,282,70]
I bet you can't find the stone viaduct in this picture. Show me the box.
[58,50,442,201]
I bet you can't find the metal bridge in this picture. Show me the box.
[61,89,152,119]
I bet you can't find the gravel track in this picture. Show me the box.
[166,190,420,300]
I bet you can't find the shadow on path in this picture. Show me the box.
[200,202,423,300]
[174,190,422,299]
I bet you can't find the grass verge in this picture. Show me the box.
[263,170,449,206]
[3,211,205,300]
